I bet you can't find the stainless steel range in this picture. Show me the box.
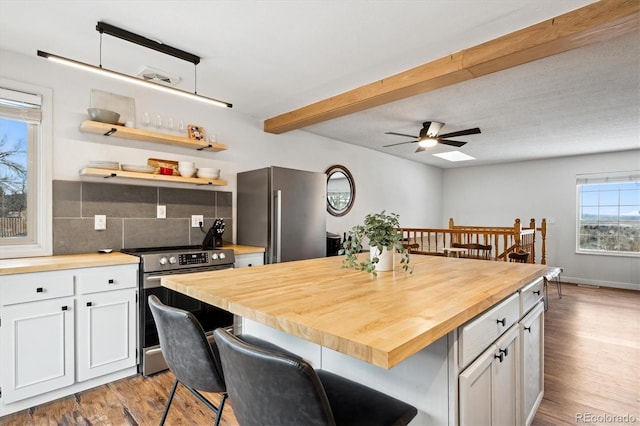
[122,245,235,376]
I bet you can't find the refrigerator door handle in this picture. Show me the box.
[275,189,282,263]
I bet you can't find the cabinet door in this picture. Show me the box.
[459,343,494,426]
[520,302,544,426]
[76,289,137,381]
[0,297,74,404]
[492,326,520,426]
[460,325,520,426]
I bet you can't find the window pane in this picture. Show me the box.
[0,117,28,239]
[619,189,640,206]
[580,191,598,206]
[599,190,619,206]
[577,178,640,255]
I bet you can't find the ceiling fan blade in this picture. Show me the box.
[424,121,444,137]
[385,131,419,139]
[415,146,426,153]
[438,127,481,139]
[439,139,467,147]
[383,140,418,148]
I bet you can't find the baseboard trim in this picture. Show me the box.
[562,276,639,291]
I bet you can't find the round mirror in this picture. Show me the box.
[326,165,355,216]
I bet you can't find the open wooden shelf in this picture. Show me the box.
[79,120,228,152]
[80,168,227,186]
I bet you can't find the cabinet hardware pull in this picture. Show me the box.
[533,290,541,296]
[494,353,504,362]
[36,287,43,293]
[86,302,93,307]
[500,348,508,357]
[61,306,68,311]
[496,318,506,326]
[108,279,115,284]
[524,326,532,333]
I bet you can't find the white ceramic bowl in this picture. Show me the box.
[87,108,120,124]
[196,168,220,179]
[178,167,196,178]
[178,161,195,168]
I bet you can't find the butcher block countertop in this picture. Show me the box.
[0,245,264,275]
[162,254,547,369]
[224,244,265,255]
[0,252,140,275]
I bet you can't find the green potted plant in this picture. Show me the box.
[340,210,411,275]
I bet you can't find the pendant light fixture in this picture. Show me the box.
[38,21,231,108]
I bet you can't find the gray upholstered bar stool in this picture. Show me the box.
[214,327,418,426]
[149,296,287,426]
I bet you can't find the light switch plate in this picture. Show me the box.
[94,214,107,230]
[191,215,204,227]
[157,205,166,219]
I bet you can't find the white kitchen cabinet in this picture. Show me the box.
[76,265,137,381]
[0,296,75,404]
[0,264,138,417]
[76,289,137,381]
[234,252,264,268]
[520,301,544,426]
[459,325,520,426]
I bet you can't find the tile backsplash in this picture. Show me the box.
[53,180,232,255]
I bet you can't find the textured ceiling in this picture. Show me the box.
[1,0,638,168]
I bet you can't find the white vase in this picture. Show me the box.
[370,246,394,272]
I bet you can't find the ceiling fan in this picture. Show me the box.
[383,121,481,152]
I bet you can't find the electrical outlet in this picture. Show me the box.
[157,205,166,219]
[94,214,107,230]
[191,215,204,227]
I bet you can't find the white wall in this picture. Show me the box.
[442,151,640,290]
[0,49,442,242]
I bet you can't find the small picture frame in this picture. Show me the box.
[188,125,205,141]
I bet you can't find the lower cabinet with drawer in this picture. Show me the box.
[76,266,138,382]
[458,278,545,426]
[0,264,138,417]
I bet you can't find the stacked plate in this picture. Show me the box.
[88,160,119,170]
[121,164,155,173]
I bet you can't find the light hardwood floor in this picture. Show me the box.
[2,283,638,425]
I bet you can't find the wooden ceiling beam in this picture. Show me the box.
[264,0,640,134]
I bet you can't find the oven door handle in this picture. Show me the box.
[144,275,171,289]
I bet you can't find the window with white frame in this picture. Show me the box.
[0,80,52,258]
[577,171,640,256]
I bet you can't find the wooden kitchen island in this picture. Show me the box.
[163,254,547,425]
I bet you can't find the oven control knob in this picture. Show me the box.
[211,253,219,260]
[159,257,168,265]
[219,252,226,260]
[169,256,177,264]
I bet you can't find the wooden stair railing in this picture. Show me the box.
[401,217,547,264]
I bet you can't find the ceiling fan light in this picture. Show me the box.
[418,137,438,148]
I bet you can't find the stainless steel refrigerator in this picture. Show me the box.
[237,166,326,263]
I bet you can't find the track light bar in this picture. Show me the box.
[37,50,232,108]
[96,21,200,65]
